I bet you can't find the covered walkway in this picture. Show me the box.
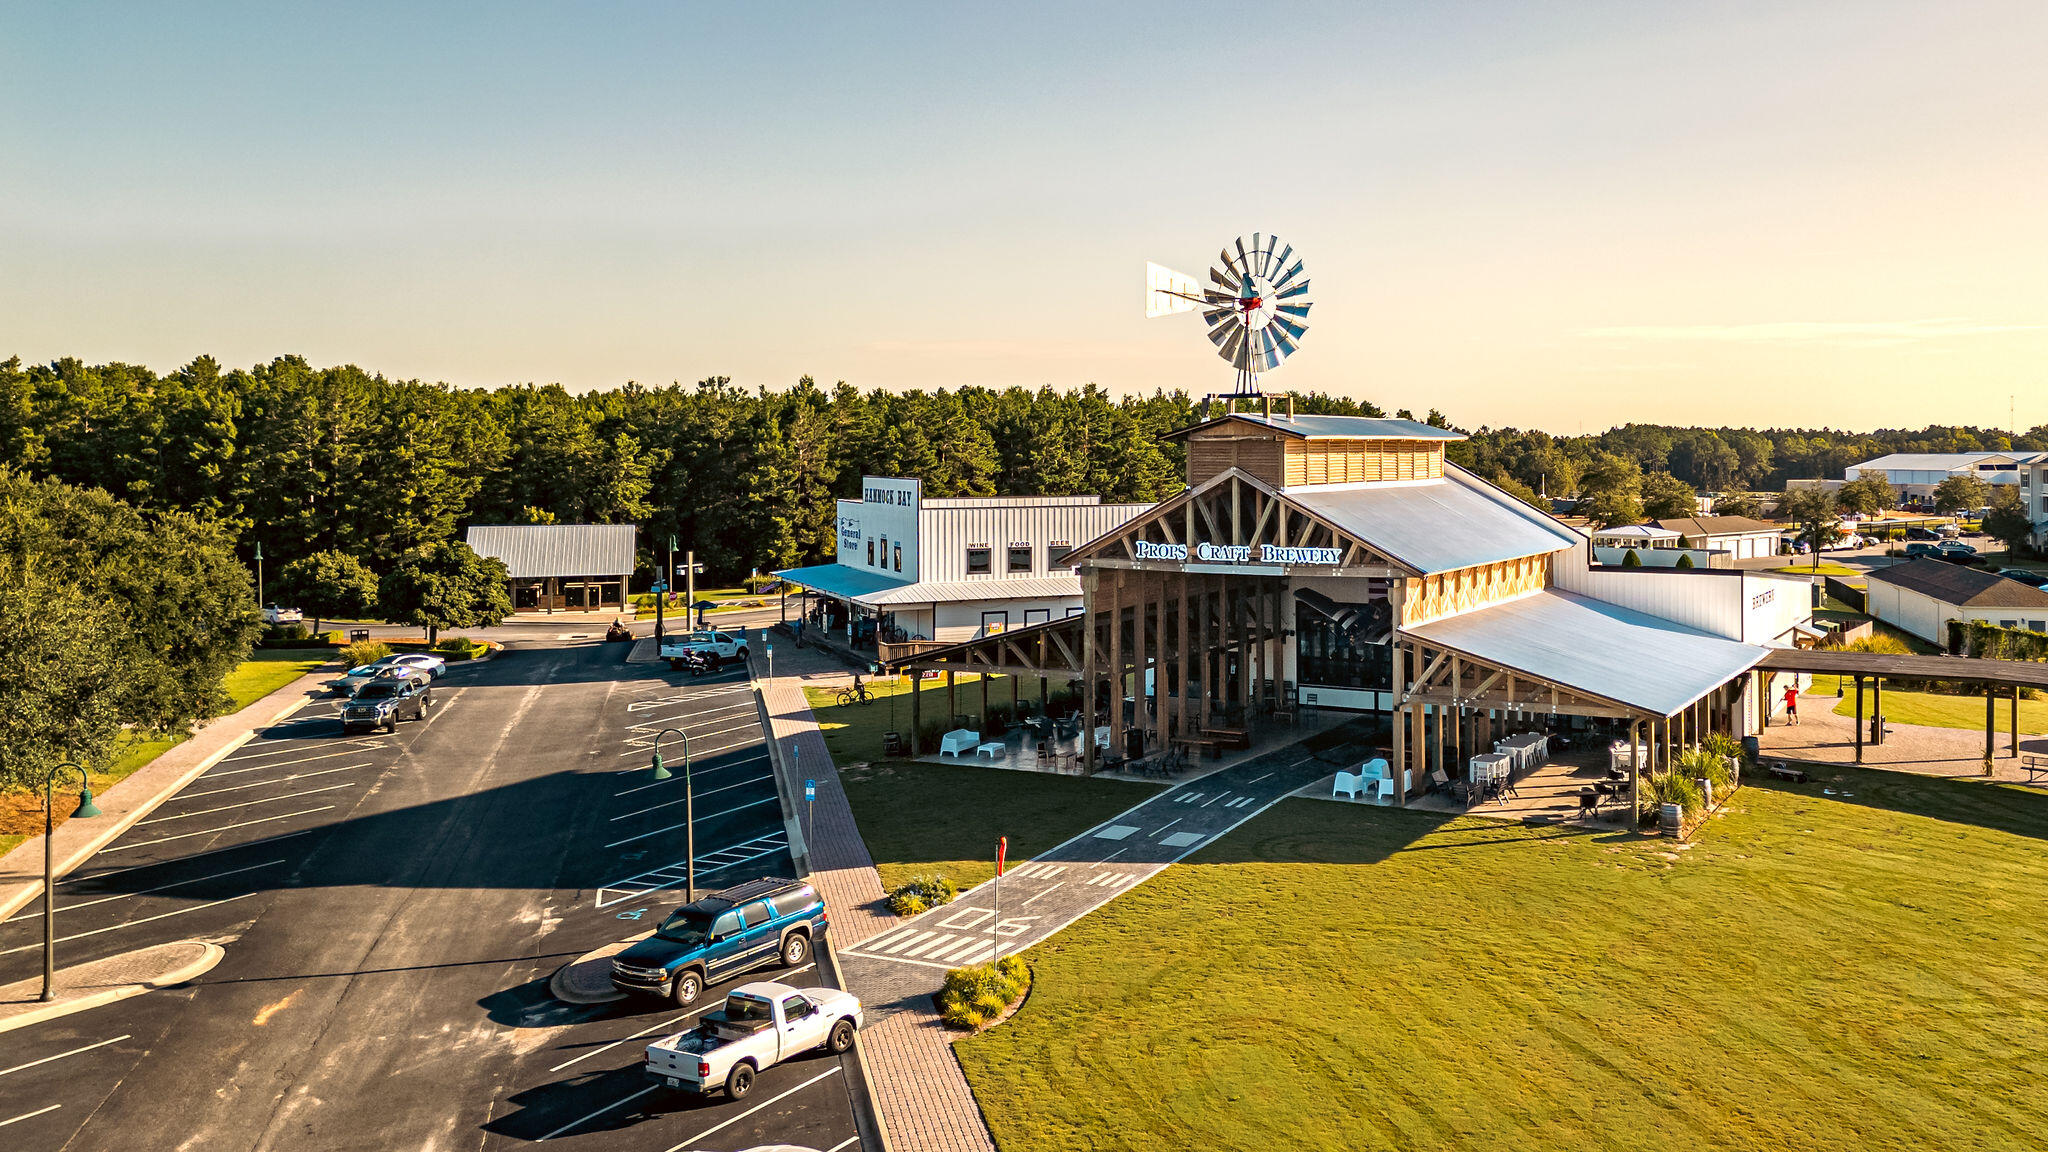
[1757,648,2048,769]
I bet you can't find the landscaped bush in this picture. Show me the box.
[936,955,1030,1031]
[1677,746,1734,794]
[1646,770,1705,817]
[1848,632,1914,656]
[888,873,958,917]
[342,639,391,667]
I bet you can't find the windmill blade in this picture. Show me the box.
[1270,314,1308,341]
[1259,235,1281,279]
[1234,237,1253,279]
[1276,302,1312,320]
[1268,326,1299,355]
[1145,262,1205,318]
[1275,279,1311,301]
[1209,263,1242,294]
[1270,258,1306,291]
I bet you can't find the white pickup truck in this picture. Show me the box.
[644,982,862,1100]
[658,629,750,671]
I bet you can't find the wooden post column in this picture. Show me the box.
[1853,675,1865,764]
[1985,688,1997,773]
[910,667,923,755]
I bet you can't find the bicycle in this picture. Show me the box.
[834,681,873,707]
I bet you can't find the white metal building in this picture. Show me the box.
[1844,452,2032,503]
[465,523,636,611]
[776,476,1151,644]
[1863,559,2048,644]
[1651,515,1784,561]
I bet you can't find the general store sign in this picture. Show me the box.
[1134,540,1342,566]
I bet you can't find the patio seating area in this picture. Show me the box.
[919,706,1352,781]
[1306,729,1640,827]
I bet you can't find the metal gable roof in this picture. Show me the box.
[1405,589,1770,717]
[1285,466,1583,575]
[464,524,636,579]
[1163,413,1467,442]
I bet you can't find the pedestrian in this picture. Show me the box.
[1783,683,1799,725]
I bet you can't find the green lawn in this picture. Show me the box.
[1823,685,2048,735]
[811,675,1155,893]
[222,650,330,711]
[1772,562,1863,577]
[957,772,2048,1151]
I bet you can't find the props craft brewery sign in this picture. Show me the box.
[1133,540,1343,566]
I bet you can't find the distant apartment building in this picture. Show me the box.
[1842,452,2038,504]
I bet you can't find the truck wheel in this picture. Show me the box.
[383,716,397,734]
[780,932,808,967]
[827,1018,856,1054]
[725,1062,755,1100]
[669,969,704,1007]
[736,646,749,661]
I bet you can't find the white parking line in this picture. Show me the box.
[613,754,768,794]
[0,893,259,956]
[178,763,370,800]
[1245,772,1273,784]
[603,797,779,849]
[1202,793,1229,808]
[108,807,338,852]
[534,1086,657,1142]
[3,860,284,925]
[825,1137,861,1152]
[0,1104,60,1127]
[659,1066,842,1152]
[1019,882,1063,906]
[1151,818,1182,836]
[625,703,757,730]
[609,774,772,821]
[0,1035,130,1078]
[138,783,355,825]
[545,963,816,1072]
[208,748,364,775]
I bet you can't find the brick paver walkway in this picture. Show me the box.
[753,642,998,1152]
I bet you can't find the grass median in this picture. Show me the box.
[0,651,330,857]
[806,676,1156,892]
[957,768,2048,1151]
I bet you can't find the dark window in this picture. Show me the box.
[966,547,992,575]
[893,544,903,572]
[782,995,815,1022]
[745,900,776,926]
[1007,545,1033,573]
[770,888,815,917]
[710,910,745,938]
[1047,540,1070,570]
[866,540,875,566]
[1296,602,1393,692]
[879,535,888,565]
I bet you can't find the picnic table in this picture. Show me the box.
[1201,726,1250,750]
[1178,735,1223,759]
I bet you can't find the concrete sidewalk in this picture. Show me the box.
[754,645,997,1152]
[0,940,224,1035]
[1760,689,2046,782]
[0,666,337,923]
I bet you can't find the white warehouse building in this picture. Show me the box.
[776,476,1150,651]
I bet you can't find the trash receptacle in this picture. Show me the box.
[1125,729,1145,760]
[1742,735,1760,761]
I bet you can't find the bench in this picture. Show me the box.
[1177,736,1223,760]
[1201,727,1250,750]
[1766,762,1810,784]
[2023,753,2048,787]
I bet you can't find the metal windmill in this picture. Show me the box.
[1147,233,1313,398]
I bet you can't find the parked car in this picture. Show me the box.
[1937,523,1962,538]
[384,652,447,679]
[1997,568,2048,589]
[341,676,431,733]
[1904,542,1941,558]
[262,605,303,625]
[645,982,862,1100]
[659,629,750,671]
[1906,527,1940,541]
[611,877,828,1006]
[327,661,399,696]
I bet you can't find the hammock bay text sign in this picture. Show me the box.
[1133,540,1343,566]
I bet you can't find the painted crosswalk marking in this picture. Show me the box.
[1010,862,1066,879]
[1093,824,1139,841]
[1084,872,1140,887]
[593,831,788,908]
[1175,793,1204,804]
[1226,796,1256,808]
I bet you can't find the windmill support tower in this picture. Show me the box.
[1147,233,1313,419]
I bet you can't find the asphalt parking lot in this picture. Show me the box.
[0,640,864,1152]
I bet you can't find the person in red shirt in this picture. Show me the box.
[1783,683,1799,725]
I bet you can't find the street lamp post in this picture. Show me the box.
[40,761,101,1001]
[650,728,694,903]
[254,540,264,609]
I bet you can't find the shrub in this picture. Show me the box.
[1677,746,1734,793]
[434,636,473,653]
[888,873,957,917]
[1646,770,1705,817]
[936,956,1030,1030]
[1622,548,1643,568]
[342,640,391,668]
[1701,732,1745,764]
[1848,632,1914,656]
[1674,553,1695,569]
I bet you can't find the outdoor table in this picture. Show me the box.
[1498,733,1547,771]
[1608,741,1647,772]
[1093,725,1111,749]
[1467,752,1511,784]
[940,729,981,758]
[975,741,1007,761]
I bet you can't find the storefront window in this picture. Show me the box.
[1007,545,1032,573]
[878,535,888,566]
[1296,609,1393,692]
[1047,540,1070,570]
[966,547,991,575]
[893,543,903,572]
[865,540,874,566]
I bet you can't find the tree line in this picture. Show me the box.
[7,354,2043,581]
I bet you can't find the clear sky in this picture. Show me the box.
[4,1,2044,432]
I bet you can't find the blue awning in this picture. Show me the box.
[773,563,915,603]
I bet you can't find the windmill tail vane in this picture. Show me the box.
[1147,232,1313,398]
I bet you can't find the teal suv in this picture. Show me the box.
[610,878,830,1006]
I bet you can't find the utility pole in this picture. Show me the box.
[254,541,264,609]
[686,549,696,631]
